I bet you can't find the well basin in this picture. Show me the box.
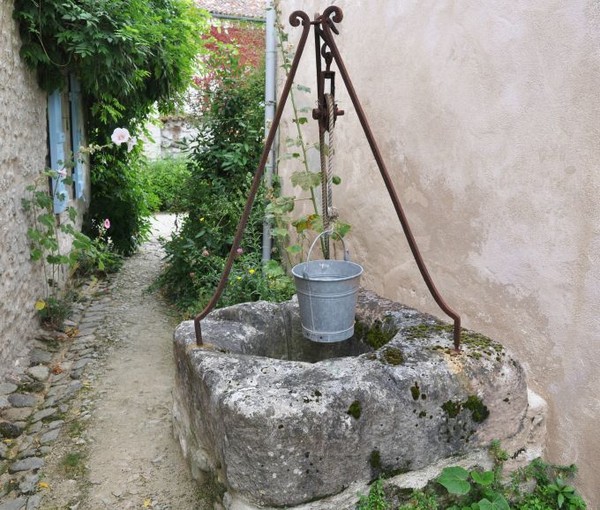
[173,290,544,509]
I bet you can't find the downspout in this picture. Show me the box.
[262,0,277,262]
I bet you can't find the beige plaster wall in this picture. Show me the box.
[0,4,85,375]
[278,0,600,505]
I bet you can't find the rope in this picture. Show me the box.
[326,93,337,223]
[320,93,337,258]
[319,117,328,258]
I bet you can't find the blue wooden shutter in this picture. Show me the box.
[48,89,68,213]
[69,75,85,200]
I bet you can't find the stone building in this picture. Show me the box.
[0,3,89,375]
[277,0,600,506]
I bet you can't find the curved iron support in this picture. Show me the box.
[318,7,462,350]
[193,11,312,345]
[194,7,462,351]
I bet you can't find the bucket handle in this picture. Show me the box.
[306,229,351,263]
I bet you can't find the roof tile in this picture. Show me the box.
[195,0,266,20]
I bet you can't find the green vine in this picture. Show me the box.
[13,0,210,254]
[13,0,208,116]
[267,1,350,266]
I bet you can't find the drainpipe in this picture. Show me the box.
[262,0,277,263]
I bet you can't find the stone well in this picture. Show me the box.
[173,291,546,510]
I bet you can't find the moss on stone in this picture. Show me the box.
[461,330,504,356]
[381,347,404,365]
[355,317,399,350]
[369,451,410,480]
[441,399,462,418]
[404,323,452,341]
[369,449,382,470]
[17,381,45,393]
[347,400,362,419]
[404,323,504,360]
[464,395,490,423]
[381,465,411,479]
[410,382,420,401]
[442,395,490,423]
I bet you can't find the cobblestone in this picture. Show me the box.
[24,367,48,382]
[0,497,27,510]
[0,384,17,395]
[0,273,113,506]
[9,457,44,474]
[31,407,56,423]
[7,395,38,409]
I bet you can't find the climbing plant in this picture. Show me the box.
[267,0,350,267]
[13,0,210,253]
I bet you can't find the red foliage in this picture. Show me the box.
[206,23,265,69]
[192,22,265,111]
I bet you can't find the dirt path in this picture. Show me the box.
[39,214,213,509]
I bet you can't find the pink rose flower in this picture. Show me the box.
[103,219,111,229]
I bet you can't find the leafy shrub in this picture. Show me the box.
[158,42,294,315]
[84,148,154,255]
[75,218,124,278]
[141,156,191,212]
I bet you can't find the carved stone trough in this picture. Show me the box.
[173,291,546,510]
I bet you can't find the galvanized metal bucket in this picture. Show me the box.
[292,232,363,343]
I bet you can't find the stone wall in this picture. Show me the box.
[0,4,88,377]
[278,0,600,506]
[144,117,199,160]
[0,2,49,374]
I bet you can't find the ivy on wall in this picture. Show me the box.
[12,0,210,253]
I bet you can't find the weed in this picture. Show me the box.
[357,443,587,509]
[357,478,389,510]
[68,420,85,438]
[61,451,86,478]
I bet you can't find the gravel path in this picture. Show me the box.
[0,214,215,509]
